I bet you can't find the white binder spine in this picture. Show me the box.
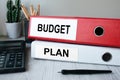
[31,40,120,66]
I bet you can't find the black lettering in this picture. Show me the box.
[63,49,69,57]
[38,24,42,31]
[66,25,70,34]
[44,48,50,55]
[38,24,70,34]
[43,24,48,32]
[55,25,60,33]
[56,49,62,56]
[49,24,54,32]
[50,48,56,56]
[60,25,65,34]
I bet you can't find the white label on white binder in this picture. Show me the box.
[30,18,77,40]
[34,45,78,61]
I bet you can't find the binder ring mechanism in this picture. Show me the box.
[102,52,112,62]
[94,26,104,36]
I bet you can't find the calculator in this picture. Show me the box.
[0,40,26,74]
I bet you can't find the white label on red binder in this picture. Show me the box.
[30,18,78,40]
[34,45,78,61]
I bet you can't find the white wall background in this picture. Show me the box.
[0,0,120,35]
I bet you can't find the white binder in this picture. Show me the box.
[31,40,120,66]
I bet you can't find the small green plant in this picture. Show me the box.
[6,0,21,23]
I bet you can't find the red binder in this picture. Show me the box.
[28,16,120,48]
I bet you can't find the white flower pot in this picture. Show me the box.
[5,22,21,39]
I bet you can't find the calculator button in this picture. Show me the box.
[1,52,6,56]
[0,58,5,61]
[17,52,23,55]
[16,61,22,67]
[17,57,22,60]
[17,55,23,61]
[0,61,4,64]
[10,54,15,58]
[17,54,22,57]
[6,61,14,68]
[1,56,5,59]
[9,58,15,61]
[0,64,4,68]
[0,57,5,60]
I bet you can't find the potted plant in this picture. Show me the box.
[5,0,21,39]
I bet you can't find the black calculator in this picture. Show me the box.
[0,40,26,74]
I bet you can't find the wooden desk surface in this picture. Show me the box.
[0,47,120,80]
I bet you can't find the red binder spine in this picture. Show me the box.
[28,16,120,48]
[76,18,120,47]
